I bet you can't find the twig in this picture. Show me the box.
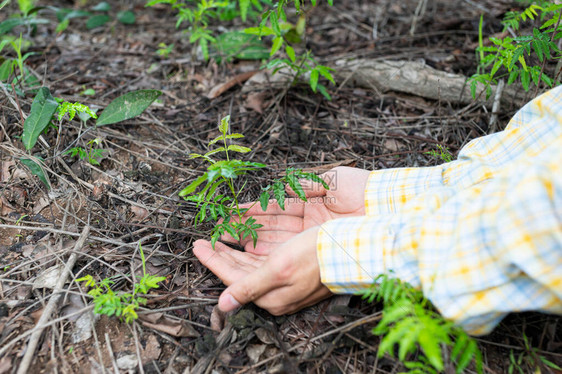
[16,226,90,374]
[489,79,505,133]
[105,332,121,374]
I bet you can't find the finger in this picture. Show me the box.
[218,260,282,312]
[193,240,265,285]
[239,229,298,249]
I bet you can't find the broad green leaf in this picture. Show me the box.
[17,0,34,15]
[0,59,13,81]
[418,330,444,371]
[214,31,269,62]
[96,90,162,126]
[22,87,59,150]
[20,157,50,189]
[456,339,478,373]
[86,14,110,29]
[117,10,135,25]
[0,18,50,35]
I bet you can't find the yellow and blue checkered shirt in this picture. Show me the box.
[317,86,562,335]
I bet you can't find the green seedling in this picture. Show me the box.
[65,138,106,166]
[180,115,328,248]
[425,145,453,163]
[77,243,166,323]
[360,273,483,374]
[469,3,562,98]
[156,42,174,58]
[508,334,562,374]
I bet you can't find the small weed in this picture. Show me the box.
[77,244,167,323]
[180,115,327,248]
[360,273,483,374]
[469,2,562,98]
[508,334,562,374]
[156,42,174,58]
[425,145,453,163]
[65,138,106,166]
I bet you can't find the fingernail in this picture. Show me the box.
[222,293,241,312]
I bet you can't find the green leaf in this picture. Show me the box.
[0,59,14,81]
[456,339,478,373]
[22,87,59,150]
[214,31,269,62]
[179,174,207,196]
[418,330,444,371]
[273,181,285,210]
[286,172,306,201]
[86,14,110,29]
[259,190,269,211]
[219,115,230,134]
[286,45,296,63]
[117,10,135,25]
[0,17,50,35]
[92,1,111,11]
[239,0,250,21]
[310,69,319,92]
[96,90,162,126]
[20,157,50,189]
[227,145,251,153]
[270,36,283,56]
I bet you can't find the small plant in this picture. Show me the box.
[156,42,174,58]
[508,334,562,374]
[179,115,327,248]
[54,2,136,33]
[65,138,106,166]
[425,145,453,163]
[469,2,562,98]
[77,244,167,323]
[146,0,336,99]
[360,273,483,374]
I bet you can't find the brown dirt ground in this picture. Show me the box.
[1,0,561,373]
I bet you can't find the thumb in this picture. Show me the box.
[218,262,280,312]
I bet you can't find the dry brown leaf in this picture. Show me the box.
[141,335,161,362]
[206,70,259,99]
[210,305,226,332]
[130,206,149,222]
[139,312,200,338]
[246,344,266,364]
[244,92,268,114]
[0,161,15,183]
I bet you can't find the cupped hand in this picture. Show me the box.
[225,166,371,254]
[193,226,332,314]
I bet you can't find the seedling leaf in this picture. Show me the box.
[96,90,162,126]
[22,87,59,150]
[20,157,50,189]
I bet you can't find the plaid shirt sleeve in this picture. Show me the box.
[317,86,562,335]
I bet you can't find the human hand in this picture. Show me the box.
[193,226,332,314]
[224,166,371,254]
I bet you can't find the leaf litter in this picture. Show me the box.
[0,0,560,373]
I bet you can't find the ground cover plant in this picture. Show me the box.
[0,0,561,373]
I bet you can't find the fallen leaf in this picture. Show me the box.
[246,344,266,364]
[210,305,226,332]
[32,265,64,289]
[206,70,259,99]
[244,92,268,114]
[116,355,137,371]
[255,327,275,345]
[139,312,200,338]
[130,206,149,222]
[141,335,161,362]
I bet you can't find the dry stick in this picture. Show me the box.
[488,79,505,133]
[16,226,90,374]
[104,333,121,374]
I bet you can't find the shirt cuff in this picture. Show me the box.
[365,166,444,216]
[316,215,420,294]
